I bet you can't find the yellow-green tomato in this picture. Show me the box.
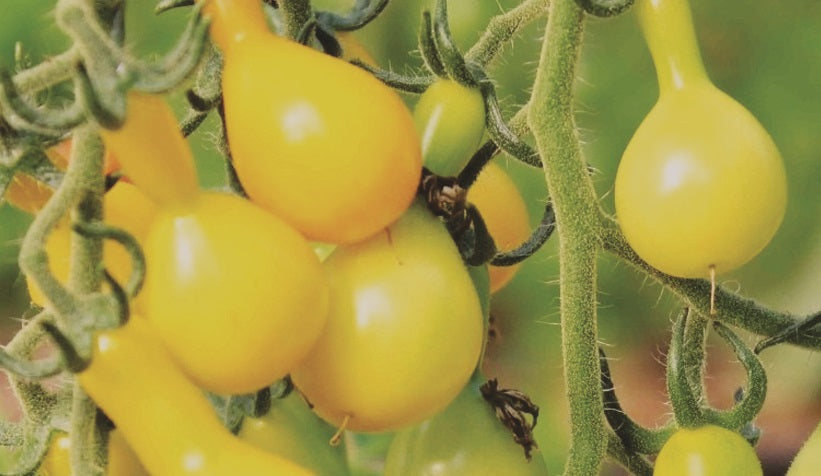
[384,379,549,476]
[614,85,787,278]
[414,79,486,176]
[787,422,821,476]
[143,192,328,395]
[653,425,762,476]
[291,203,484,432]
[239,391,350,475]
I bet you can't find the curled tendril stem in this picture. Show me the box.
[419,11,447,78]
[430,0,477,87]
[574,0,635,18]
[491,203,556,267]
[598,347,675,455]
[755,311,821,354]
[0,70,84,135]
[666,308,706,428]
[316,0,389,32]
[705,322,767,431]
[72,221,145,299]
[606,433,653,476]
[350,60,434,94]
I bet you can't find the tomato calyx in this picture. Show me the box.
[480,378,540,460]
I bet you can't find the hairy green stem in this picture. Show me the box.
[606,432,652,476]
[527,1,605,474]
[600,218,821,349]
[12,49,80,95]
[681,310,708,406]
[65,126,106,476]
[466,0,550,68]
[281,0,314,40]
[4,311,59,423]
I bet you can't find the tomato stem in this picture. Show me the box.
[465,0,549,69]
[599,218,821,350]
[527,1,607,474]
[280,0,314,40]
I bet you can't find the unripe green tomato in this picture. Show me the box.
[414,79,486,176]
[787,421,821,476]
[384,379,549,475]
[615,85,787,278]
[238,391,350,475]
[653,425,763,476]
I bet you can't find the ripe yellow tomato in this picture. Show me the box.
[203,0,422,244]
[291,203,484,432]
[142,192,328,395]
[615,0,786,278]
[26,181,157,308]
[468,162,531,292]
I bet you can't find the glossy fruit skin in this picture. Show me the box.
[615,0,786,278]
[384,377,549,476]
[37,430,148,476]
[414,79,486,177]
[99,93,199,208]
[78,318,313,476]
[468,162,531,292]
[107,429,149,476]
[615,85,787,278]
[142,191,328,395]
[653,425,763,476]
[38,433,71,475]
[291,203,484,432]
[787,421,821,476]
[26,181,157,308]
[205,0,421,244]
[238,391,350,475]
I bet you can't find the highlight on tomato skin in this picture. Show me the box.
[414,79,486,177]
[291,202,484,432]
[141,191,329,395]
[653,425,763,476]
[203,0,422,244]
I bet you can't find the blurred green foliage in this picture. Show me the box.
[1,1,819,473]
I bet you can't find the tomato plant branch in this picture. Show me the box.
[281,0,314,40]
[606,432,652,476]
[11,48,80,96]
[465,0,549,68]
[600,218,821,350]
[527,1,606,475]
[681,310,709,406]
[61,125,107,476]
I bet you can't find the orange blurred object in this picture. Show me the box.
[4,139,122,213]
[468,162,531,293]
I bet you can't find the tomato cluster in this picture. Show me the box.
[12,1,545,474]
[8,0,799,474]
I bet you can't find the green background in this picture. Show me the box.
[1,1,819,474]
